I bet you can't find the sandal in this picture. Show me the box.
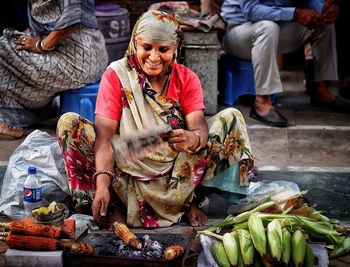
[0,123,24,139]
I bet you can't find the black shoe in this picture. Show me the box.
[310,95,350,113]
[250,106,288,127]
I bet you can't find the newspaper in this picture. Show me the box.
[111,124,172,164]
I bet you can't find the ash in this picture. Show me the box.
[141,234,164,259]
[98,234,164,259]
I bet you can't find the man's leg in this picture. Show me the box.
[223,21,287,127]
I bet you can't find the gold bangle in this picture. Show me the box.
[40,39,55,51]
[93,170,116,182]
[35,40,44,53]
[188,131,202,153]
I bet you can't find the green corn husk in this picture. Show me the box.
[197,230,223,240]
[304,243,314,267]
[234,221,249,230]
[281,228,291,266]
[205,215,235,233]
[212,242,231,267]
[291,230,306,267]
[222,232,239,266]
[233,201,277,224]
[248,213,267,257]
[329,237,350,259]
[233,231,245,267]
[297,217,342,244]
[267,219,282,262]
[238,229,255,266]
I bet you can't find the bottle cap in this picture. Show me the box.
[28,166,37,174]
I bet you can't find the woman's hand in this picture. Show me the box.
[168,129,200,152]
[168,110,208,153]
[14,35,42,53]
[92,175,111,225]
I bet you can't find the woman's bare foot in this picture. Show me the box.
[186,202,208,227]
[0,123,23,139]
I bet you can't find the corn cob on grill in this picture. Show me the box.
[164,245,185,261]
[113,221,142,250]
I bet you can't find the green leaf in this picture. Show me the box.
[220,117,228,137]
[228,113,237,133]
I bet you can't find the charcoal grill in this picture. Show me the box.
[64,230,196,267]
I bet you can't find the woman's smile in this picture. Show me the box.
[136,38,176,78]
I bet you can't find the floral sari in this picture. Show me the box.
[57,10,254,228]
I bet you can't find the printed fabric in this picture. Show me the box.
[0,0,108,128]
[57,10,253,228]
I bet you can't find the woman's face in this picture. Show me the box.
[135,38,176,80]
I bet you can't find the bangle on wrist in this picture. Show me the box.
[35,40,44,53]
[40,39,55,51]
[187,131,202,153]
[93,170,116,183]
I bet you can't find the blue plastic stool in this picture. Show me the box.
[219,54,256,106]
[60,81,100,122]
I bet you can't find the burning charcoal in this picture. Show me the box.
[115,240,136,257]
[141,234,164,259]
[99,242,117,256]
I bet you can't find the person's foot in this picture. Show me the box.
[185,202,208,227]
[0,123,23,139]
[311,81,350,113]
[312,81,336,104]
[249,96,287,127]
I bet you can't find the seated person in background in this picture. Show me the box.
[57,10,254,229]
[0,0,108,139]
[220,0,348,127]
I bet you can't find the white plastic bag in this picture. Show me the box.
[0,130,71,219]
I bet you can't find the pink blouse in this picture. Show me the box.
[95,63,205,121]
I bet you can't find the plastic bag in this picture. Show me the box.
[228,180,301,214]
[246,180,301,203]
[0,130,71,219]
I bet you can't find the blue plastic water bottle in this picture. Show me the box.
[23,166,43,217]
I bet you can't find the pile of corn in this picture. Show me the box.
[198,196,350,267]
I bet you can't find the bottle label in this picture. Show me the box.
[23,187,42,203]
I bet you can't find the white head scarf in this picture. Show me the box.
[126,10,181,56]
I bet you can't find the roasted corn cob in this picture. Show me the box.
[0,220,61,238]
[164,245,184,261]
[60,240,94,254]
[0,233,59,251]
[113,221,142,250]
[291,230,306,267]
[222,232,238,266]
[267,219,282,262]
